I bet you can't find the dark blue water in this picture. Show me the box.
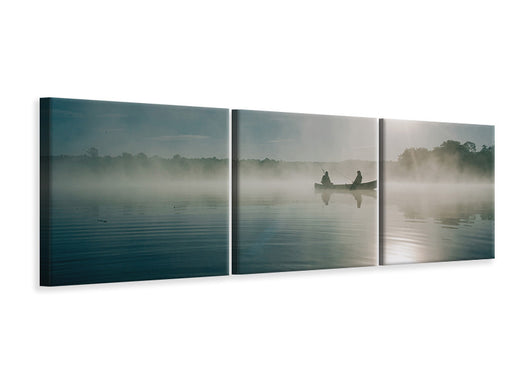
[234,184,378,274]
[47,186,228,285]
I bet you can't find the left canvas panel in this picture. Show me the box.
[40,98,229,286]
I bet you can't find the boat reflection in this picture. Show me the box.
[319,189,377,208]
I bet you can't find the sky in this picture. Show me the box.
[48,98,228,158]
[383,119,495,161]
[235,110,378,162]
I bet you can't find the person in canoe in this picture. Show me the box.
[321,171,333,186]
[350,170,362,190]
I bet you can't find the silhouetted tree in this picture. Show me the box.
[396,140,494,180]
[463,141,476,152]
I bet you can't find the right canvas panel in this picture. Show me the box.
[380,119,495,265]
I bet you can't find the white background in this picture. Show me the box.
[1,1,510,383]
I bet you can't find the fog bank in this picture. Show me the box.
[237,159,377,184]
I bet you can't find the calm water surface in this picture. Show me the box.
[382,183,494,264]
[48,185,228,285]
[235,183,378,274]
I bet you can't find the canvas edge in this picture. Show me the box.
[40,98,51,286]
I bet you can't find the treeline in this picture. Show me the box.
[50,150,228,181]
[387,140,494,181]
[49,148,377,183]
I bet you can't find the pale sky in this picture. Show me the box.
[235,110,378,162]
[383,119,494,161]
[48,98,228,158]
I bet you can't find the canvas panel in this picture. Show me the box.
[379,119,495,265]
[233,109,379,274]
[40,98,229,285]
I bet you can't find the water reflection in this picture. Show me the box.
[382,183,494,264]
[235,184,378,274]
[396,189,493,226]
[318,189,377,208]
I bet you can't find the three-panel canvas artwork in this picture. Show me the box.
[40,98,495,286]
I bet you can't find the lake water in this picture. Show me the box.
[381,183,494,264]
[234,183,378,274]
[46,185,228,285]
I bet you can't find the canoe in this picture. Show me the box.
[314,180,377,190]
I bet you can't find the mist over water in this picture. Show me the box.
[234,178,378,274]
[237,159,377,184]
[382,182,494,264]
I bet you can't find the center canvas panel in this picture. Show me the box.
[232,110,379,274]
